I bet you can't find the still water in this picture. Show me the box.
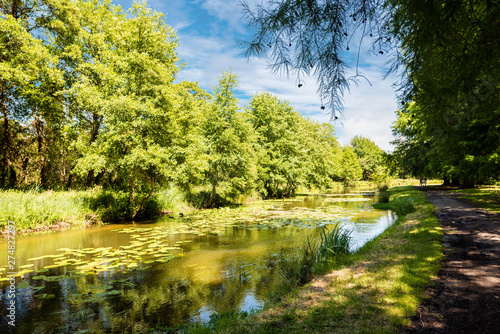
[0,193,395,333]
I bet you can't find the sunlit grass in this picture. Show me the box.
[453,187,500,213]
[0,187,193,232]
[0,189,93,231]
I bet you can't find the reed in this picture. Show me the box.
[0,189,91,230]
[392,196,416,216]
[314,225,352,263]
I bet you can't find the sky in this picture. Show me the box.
[114,0,400,152]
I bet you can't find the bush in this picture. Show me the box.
[314,225,352,263]
[85,190,162,222]
[378,184,389,192]
[378,190,390,203]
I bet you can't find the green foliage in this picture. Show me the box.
[338,146,363,184]
[1,0,386,222]
[246,92,305,198]
[201,71,256,206]
[84,190,161,222]
[246,92,342,198]
[389,2,500,187]
[391,196,416,217]
[314,225,352,263]
[272,225,352,297]
[0,189,90,230]
[350,136,386,180]
[378,190,391,204]
[242,0,500,188]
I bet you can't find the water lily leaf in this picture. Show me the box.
[16,270,35,276]
[16,282,30,289]
[32,275,47,280]
[34,293,55,299]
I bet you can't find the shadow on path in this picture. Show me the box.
[403,187,500,334]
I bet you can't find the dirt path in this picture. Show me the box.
[404,188,500,334]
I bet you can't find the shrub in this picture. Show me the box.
[85,190,162,222]
[378,190,390,203]
[378,184,389,192]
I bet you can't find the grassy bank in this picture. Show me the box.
[453,186,500,213]
[159,186,443,333]
[0,187,192,232]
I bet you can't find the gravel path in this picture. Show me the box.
[404,188,500,334]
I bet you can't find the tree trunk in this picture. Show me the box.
[131,175,158,220]
[0,84,15,188]
[35,116,47,188]
[86,112,101,187]
[129,176,135,217]
[208,182,216,208]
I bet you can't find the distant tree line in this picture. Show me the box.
[0,0,386,214]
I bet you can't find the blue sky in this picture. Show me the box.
[114,0,399,151]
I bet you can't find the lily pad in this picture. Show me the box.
[34,293,55,299]
[16,282,30,289]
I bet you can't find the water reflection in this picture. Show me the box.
[0,194,395,333]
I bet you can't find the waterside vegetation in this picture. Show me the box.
[151,186,443,333]
[1,0,394,233]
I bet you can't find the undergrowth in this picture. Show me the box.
[0,186,191,231]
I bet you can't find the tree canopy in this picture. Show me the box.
[1,0,371,214]
[242,0,500,186]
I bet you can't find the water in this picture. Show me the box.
[0,193,395,333]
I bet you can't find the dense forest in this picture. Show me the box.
[0,0,388,218]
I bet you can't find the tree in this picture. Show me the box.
[201,71,256,206]
[241,0,391,118]
[0,6,64,188]
[241,0,500,186]
[246,92,309,198]
[350,135,384,180]
[338,146,363,184]
[73,1,188,218]
[389,1,500,187]
[301,120,341,189]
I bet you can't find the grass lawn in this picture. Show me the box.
[453,187,500,213]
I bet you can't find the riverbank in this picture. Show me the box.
[154,186,443,333]
[0,179,439,237]
[0,187,193,236]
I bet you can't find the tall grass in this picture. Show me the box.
[392,196,416,216]
[0,189,92,230]
[314,225,352,263]
[0,187,193,231]
[271,224,352,300]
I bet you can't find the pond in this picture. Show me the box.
[0,193,395,333]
